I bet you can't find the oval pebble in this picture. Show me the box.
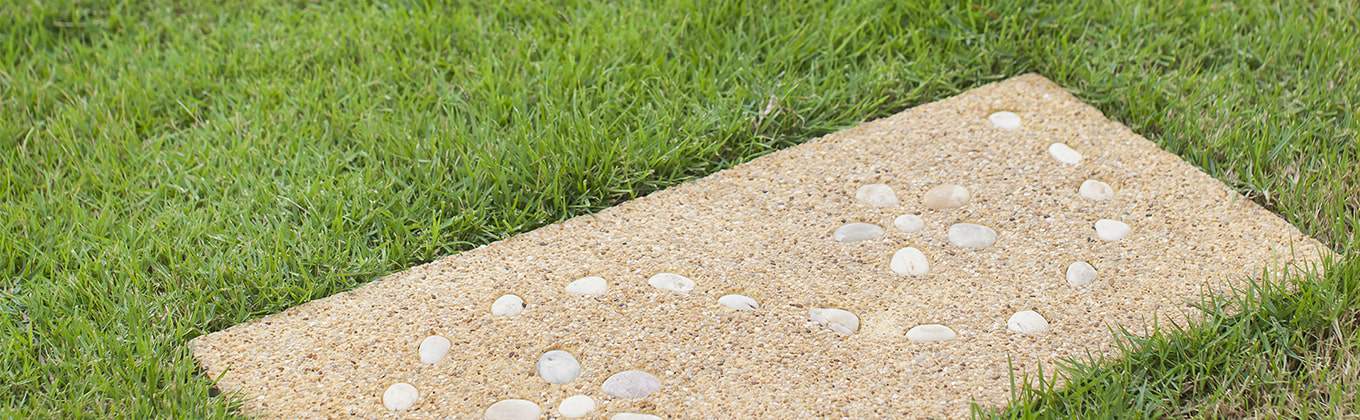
[905,324,958,342]
[833,222,885,243]
[611,414,662,420]
[809,308,860,335]
[491,294,525,316]
[484,399,541,420]
[923,184,970,210]
[565,276,608,296]
[718,294,759,311]
[537,350,582,385]
[890,247,929,276]
[647,273,695,294]
[948,223,998,249]
[1094,219,1131,242]
[601,370,661,399]
[382,383,419,411]
[855,183,900,207]
[1079,179,1115,201]
[1007,311,1050,334]
[894,214,925,233]
[1048,143,1083,165]
[557,394,596,418]
[989,111,1022,130]
[1066,261,1097,287]
[418,335,451,364]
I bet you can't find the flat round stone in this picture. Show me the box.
[491,294,525,316]
[611,414,662,420]
[922,184,970,210]
[1066,261,1097,287]
[647,273,695,294]
[809,308,860,335]
[894,214,925,233]
[537,350,582,385]
[565,276,608,296]
[905,324,958,342]
[1048,142,1083,165]
[484,399,541,420]
[833,222,885,243]
[855,183,900,207]
[948,223,998,249]
[1007,310,1050,334]
[557,394,596,418]
[718,294,759,311]
[890,247,929,276]
[602,370,661,399]
[1094,219,1131,241]
[418,335,451,364]
[1079,179,1115,201]
[382,383,418,411]
[988,111,1021,130]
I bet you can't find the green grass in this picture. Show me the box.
[1,0,1356,417]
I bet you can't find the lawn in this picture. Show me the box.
[1,0,1357,417]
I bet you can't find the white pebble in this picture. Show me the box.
[855,183,900,207]
[647,272,695,294]
[611,414,662,420]
[905,324,958,342]
[988,111,1022,130]
[890,247,930,276]
[382,383,418,411]
[484,399,541,420]
[491,294,525,316]
[418,335,451,364]
[1094,219,1131,241]
[893,214,925,233]
[809,308,860,335]
[601,370,661,399]
[1048,143,1083,165]
[1007,311,1050,334]
[565,276,608,296]
[718,294,759,311]
[557,395,596,418]
[833,222,885,243]
[922,184,970,210]
[1079,179,1115,201]
[1066,261,1097,287]
[536,350,582,385]
[947,223,998,249]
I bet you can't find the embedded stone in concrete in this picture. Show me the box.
[855,183,899,207]
[484,399,541,420]
[1048,143,1082,165]
[565,276,608,296]
[612,414,662,420]
[1007,311,1050,334]
[1094,219,1131,242]
[537,350,582,385]
[602,370,662,399]
[905,324,958,342]
[1065,261,1097,288]
[890,247,930,276]
[382,383,418,411]
[648,273,695,294]
[833,222,885,243]
[922,184,970,210]
[718,294,759,311]
[418,335,451,364]
[894,214,925,233]
[1079,180,1115,201]
[557,395,596,418]
[988,111,1021,130]
[809,308,860,335]
[491,294,525,316]
[947,223,998,249]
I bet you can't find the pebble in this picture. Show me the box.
[809,308,860,335]
[602,370,662,399]
[484,399,541,420]
[988,111,1022,130]
[1007,311,1050,334]
[648,273,695,294]
[1048,143,1082,165]
[922,184,970,210]
[537,350,582,384]
[947,223,998,249]
[718,294,759,311]
[565,276,608,296]
[905,324,958,342]
[894,214,925,233]
[833,223,885,243]
[382,383,418,411]
[1094,219,1131,241]
[1066,261,1097,287]
[1079,179,1115,201]
[418,335,451,364]
[491,294,525,316]
[890,247,930,276]
[855,183,900,207]
[611,414,662,420]
[557,395,596,418]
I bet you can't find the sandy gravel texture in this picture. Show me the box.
[190,74,1331,418]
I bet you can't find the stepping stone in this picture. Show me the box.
[190,75,1331,418]
[833,222,885,243]
[484,399,541,420]
[855,183,900,207]
[557,395,596,418]
[602,370,662,399]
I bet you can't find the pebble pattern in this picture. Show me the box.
[565,276,608,296]
[1094,219,1131,242]
[922,184,970,210]
[382,383,418,411]
[1079,179,1115,201]
[536,350,582,385]
[557,395,596,418]
[602,370,662,399]
[490,294,524,317]
[855,183,900,207]
[418,335,451,364]
[483,399,541,420]
[1007,311,1050,335]
[612,414,662,420]
[890,247,930,276]
[647,273,695,294]
[893,214,924,233]
[947,223,998,249]
[833,222,885,243]
[905,324,958,342]
[809,308,860,335]
[988,111,1021,130]
[1047,142,1082,165]
[1065,261,1097,288]
[718,294,759,311]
